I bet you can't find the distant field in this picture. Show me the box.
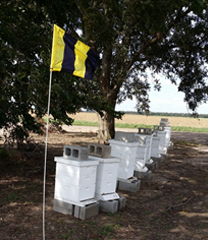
[68,112,208,129]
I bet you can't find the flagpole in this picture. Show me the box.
[43,70,53,240]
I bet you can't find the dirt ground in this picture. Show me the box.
[0,126,208,240]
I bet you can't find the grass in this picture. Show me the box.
[72,120,208,133]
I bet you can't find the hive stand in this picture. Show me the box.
[53,198,99,220]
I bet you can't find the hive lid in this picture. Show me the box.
[114,131,136,143]
[88,156,120,163]
[109,139,139,147]
[54,156,99,166]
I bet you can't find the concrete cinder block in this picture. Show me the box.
[160,122,170,127]
[53,198,74,215]
[117,196,126,210]
[160,118,170,127]
[99,200,119,213]
[117,179,141,192]
[88,143,111,158]
[138,128,153,135]
[145,161,157,171]
[63,145,89,160]
[134,170,152,180]
[74,205,81,218]
[153,125,164,131]
[152,157,163,164]
[74,202,99,220]
[152,156,163,164]
[161,153,168,159]
[99,196,126,213]
[160,118,168,122]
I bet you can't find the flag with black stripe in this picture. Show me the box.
[50,24,99,80]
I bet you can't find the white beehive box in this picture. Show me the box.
[164,126,172,147]
[54,157,99,203]
[114,131,135,142]
[89,156,120,196]
[135,145,148,171]
[109,140,139,180]
[151,131,161,158]
[135,132,153,163]
[154,125,167,154]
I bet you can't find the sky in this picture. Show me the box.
[115,74,208,114]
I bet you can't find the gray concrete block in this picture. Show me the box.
[117,179,141,192]
[88,143,111,158]
[152,156,163,164]
[145,161,156,171]
[74,202,99,220]
[134,170,152,180]
[160,118,170,127]
[153,125,164,131]
[168,142,174,150]
[161,153,168,159]
[99,200,118,213]
[79,202,99,220]
[74,205,81,218]
[160,122,169,127]
[117,196,126,210]
[138,128,153,135]
[53,198,74,215]
[63,145,89,160]
[160,118,168,122]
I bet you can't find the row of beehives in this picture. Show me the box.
[111,117,173,179]
[53,118,172,210]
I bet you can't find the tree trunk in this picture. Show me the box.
[96,46,122,143]
[96,110,115,143]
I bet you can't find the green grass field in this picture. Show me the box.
[72,120,208,133]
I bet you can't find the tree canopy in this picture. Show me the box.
[0,0,208,141]
[0,0,113,142]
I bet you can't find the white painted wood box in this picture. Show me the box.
[109,140,139,180]
[54,157,99,203]
[89,156,120,196]
[150,131,161,158]
[135,132,153,164]
[164,126,172,147]
[135,145,148,171]
[154,126,167,154]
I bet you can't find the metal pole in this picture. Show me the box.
[43,70,53,240]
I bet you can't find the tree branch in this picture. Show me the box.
[0,0,16,9]
[68,25,81,40]
[125,6,192,74]
[74,0,88,16]
[125,36,158,72]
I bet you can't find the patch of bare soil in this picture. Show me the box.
[0,128,208,240]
